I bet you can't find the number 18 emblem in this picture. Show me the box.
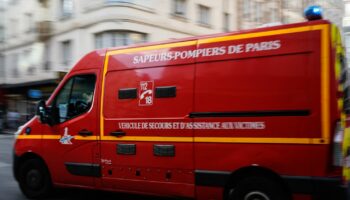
[139,81,154,106]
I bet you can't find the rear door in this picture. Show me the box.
[193,29,321,178]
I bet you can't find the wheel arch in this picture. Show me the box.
[223,165,292,200]
[13,152,50,182]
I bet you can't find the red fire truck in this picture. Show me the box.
[13,14,348,200]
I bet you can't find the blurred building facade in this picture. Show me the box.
[49,0,238,72]
[237,0,343,30]
[0,0,238,129]
[0,0,346,130]
[0,0,57,129]
[343,0,350,68]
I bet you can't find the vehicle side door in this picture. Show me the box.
[41,69,100,187]
[100,65,195,197]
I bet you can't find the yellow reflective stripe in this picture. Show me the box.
[17,135,97,140]
[198,26,311,44]
[42,135,61,139]
[101,136,193,142]
[196,137,312,144]
[17,135,42,139]
[17,134,328,144]
[17,135,60,140]
[320,24,330,142]
[338,99,344,112]
[74,136,99,140]
[344,128,350,180]
[100,52,109,140]
[332,24,344,83]
[108,41,197,55]
[339,84,344,93]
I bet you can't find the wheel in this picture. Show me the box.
[18,159,52,199]
[227,176,288,200]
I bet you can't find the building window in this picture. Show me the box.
[95,31,147,49]
[172,0,186,17]
[283,16,292,24]
[106,0,133,3]
[243,0,250,17]
[223,12,230,32]
[10,19,18,38]
[61,0,73,18]
[12,54,19,77]
[255,2,262,23]
[0,26,4,42]
[282,0,291,9]
[269,1,279,23]
[282,0,300,11]
[346,35,350,67]
[24,49,36,75]
[0,55,5,78]
[25,13,34,33]
[43,44,51,71]
[198,5,210,26]
[10,0,18,5]
[270,8,277,23]
[61,40,72,66]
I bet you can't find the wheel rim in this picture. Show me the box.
[244,191,270,200]
[25,169,42,190]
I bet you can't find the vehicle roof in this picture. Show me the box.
[72,19,331,71]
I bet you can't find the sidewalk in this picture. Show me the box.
[1,129,16,135]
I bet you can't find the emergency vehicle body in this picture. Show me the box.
[13,20,348,200]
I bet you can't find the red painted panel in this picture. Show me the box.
[293,194,312,200]
[104,65,194,119]
[194,53,321,138]
[194,143,329,177]
[101,142,193,170]
[196,31,316,63]
[196,186,223,200]
[101,177,194,198]
[194,53,319,112]
[72,49,106,71]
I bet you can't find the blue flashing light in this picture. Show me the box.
[304,5,323,21]
[28,89,42,99]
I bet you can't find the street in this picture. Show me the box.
[0,135,171,200]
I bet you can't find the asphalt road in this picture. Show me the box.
[0,135,171,200]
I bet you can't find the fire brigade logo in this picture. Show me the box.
[59,127,74,145]
[139,81,154,106]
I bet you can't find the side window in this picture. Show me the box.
[53,74,96,123]
[55,78,74,122]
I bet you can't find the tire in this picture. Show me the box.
[227,176,288,200]
[18,159,52,199]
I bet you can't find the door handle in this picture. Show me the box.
[78,129,93,136]
[110,131,126,137]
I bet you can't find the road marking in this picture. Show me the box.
[0,162,11,168]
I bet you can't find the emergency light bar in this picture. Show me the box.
[304,5,323,21]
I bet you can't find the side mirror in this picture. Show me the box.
[36,100,48,124]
